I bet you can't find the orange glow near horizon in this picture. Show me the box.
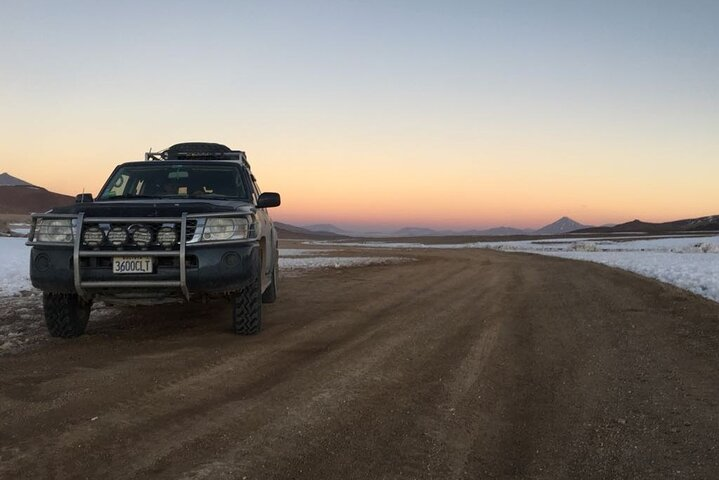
[3,133,717,231]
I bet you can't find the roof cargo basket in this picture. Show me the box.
[145,142,249,167]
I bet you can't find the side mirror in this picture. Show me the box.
[75,193,94,203]
[257,192,281,208]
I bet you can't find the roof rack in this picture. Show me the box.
[145,142,250,168]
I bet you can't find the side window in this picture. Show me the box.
[243,170,260,203]
[251,174,262,202]
[133,180,145,196]
[108,174,129,197]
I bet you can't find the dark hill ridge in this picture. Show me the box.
[394,227,439,237]
[302,224,354,235]
[575,215,719,234]
[280,220,576,238]
[275,222,347,240]
[296,223,535,237]
[276,213,719,241]
[0,172,35,187]
[0,185,74,215]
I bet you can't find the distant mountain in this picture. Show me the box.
[393,227,441,237]
[274,222,348,240]
[0,172,35,187]
[534,217,590,235]
[683,215,719,231]
[575,215,719,234]
[303,224,354,235]
[0,174,74,214]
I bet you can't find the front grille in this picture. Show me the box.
[186,219,197,241]
[80,220,196,251]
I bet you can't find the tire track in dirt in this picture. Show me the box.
[156,256,510,480]
[1,248,718,479]
[3,254,469,477]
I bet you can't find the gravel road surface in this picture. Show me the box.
[1,248,717,479]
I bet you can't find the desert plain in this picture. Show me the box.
[1,239,718,479]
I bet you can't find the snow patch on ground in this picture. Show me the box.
[492,235,719,254]
[0,292,44,354]
[9,223,31,236]
[280,256,407,270]
[279,248,331,257]
[0,237,32,296]
[279,247,408,271]
[495,235,719,302]
[546,251,719,302]
[316,235,719,253]
[313,235,719,303]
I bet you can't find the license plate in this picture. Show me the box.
[112,256,153,274]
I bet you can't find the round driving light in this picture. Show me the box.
[131,226,152,247]
[222,252,241,267]
[82,226,104,247]
[107,226,128,246]
[35,253,50,272]
[156,226,178,247]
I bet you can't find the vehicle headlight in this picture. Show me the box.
[34,219,74,243]
[202,217,250,241]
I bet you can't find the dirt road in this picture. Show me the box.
[1,247,718,479]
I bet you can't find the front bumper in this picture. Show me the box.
[28,212,259,301]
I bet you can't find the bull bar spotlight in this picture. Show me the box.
[157,226,178,248]
[107,226,128,246]
[131,226,153,247]
[82,226,104,247]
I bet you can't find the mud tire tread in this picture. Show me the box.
[43,293,91,338]
[233,274,262,335]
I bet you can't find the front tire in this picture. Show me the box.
[233,270,262,335]
[43,293,91,338]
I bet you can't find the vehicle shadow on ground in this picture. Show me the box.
[87,300,236,338]
[0,294,248,355]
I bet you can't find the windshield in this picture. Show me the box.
[98,163,249,200]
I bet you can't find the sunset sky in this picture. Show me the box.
[1,1,717,231]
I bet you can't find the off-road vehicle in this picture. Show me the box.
[27,142,281,337]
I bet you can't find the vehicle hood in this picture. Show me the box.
[47,199,256,218]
